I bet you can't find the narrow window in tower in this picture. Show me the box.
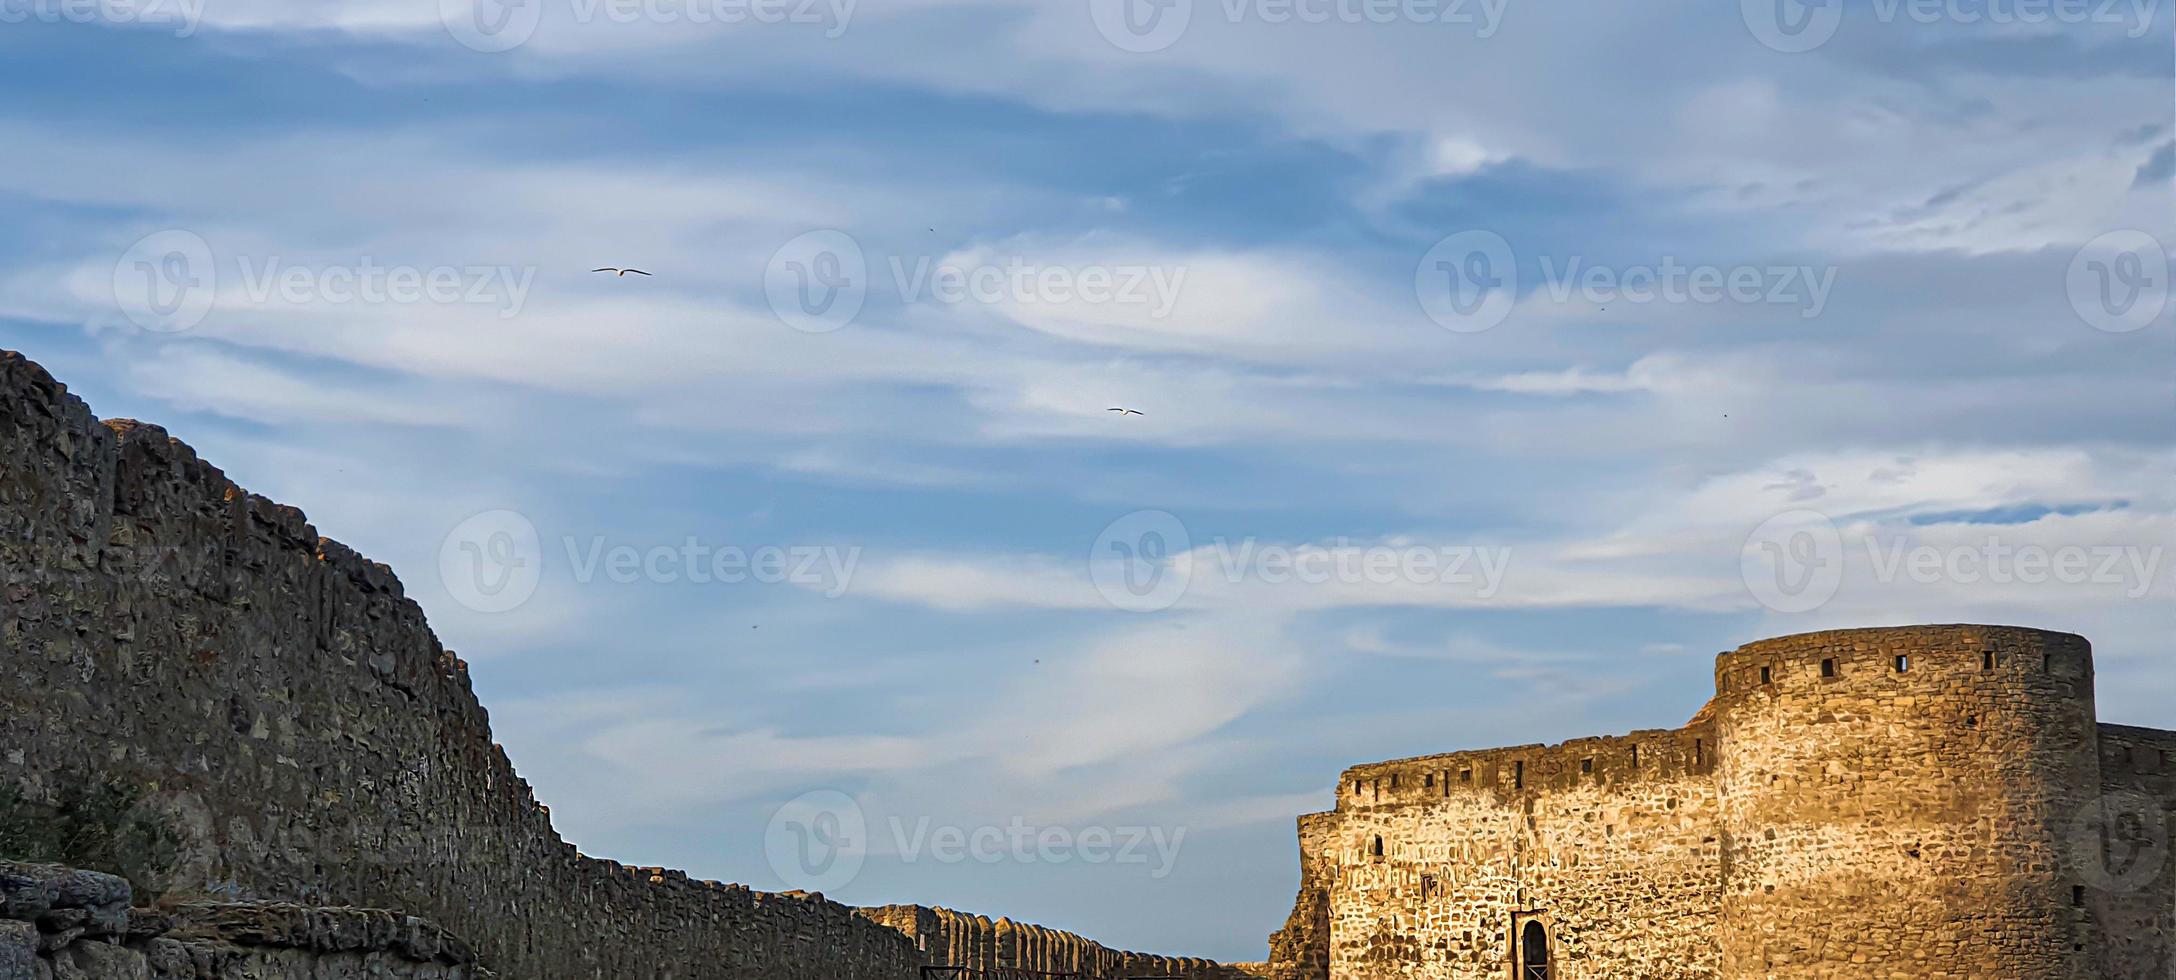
[1514,761,1525,789]
[1371,836,1384,858]
[1895,655,1910,673]
[1425,773,1435,789]
[1630,745,1640,768]
[1759,666,1772,685]
[1581,757,1593,774]
[1694,739,1705,766]
[2073,885,2087,907]
[1821,658,1837,678]
[1983,651,1995,670]
[1460,768,1473,783]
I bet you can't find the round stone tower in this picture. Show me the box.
[1710,625,2102,978]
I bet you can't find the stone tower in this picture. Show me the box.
[1711,627,2104,976]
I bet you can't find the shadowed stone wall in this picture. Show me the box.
[0,352,933,979]
[1266,625,2176,979]
[0,350,1252,980]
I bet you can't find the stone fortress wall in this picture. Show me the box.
[861,905,1242,978]
[1266,625,2176,979]
[0,350,1244,980]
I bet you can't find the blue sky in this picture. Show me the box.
[1,0,2171,962]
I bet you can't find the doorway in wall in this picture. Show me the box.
[1519,920,1550,980]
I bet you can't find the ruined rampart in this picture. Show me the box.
[0,350,1241,980]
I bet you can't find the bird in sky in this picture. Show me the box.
[1108,407,1144,416]
[592,267,651,277]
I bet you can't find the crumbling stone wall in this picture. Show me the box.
[1262,812,1334,980]
[0,350,925,980]
[1269,625,2172,979]
[0,349,1249,980]
[2,860,483,980]
[860,905,1251,978]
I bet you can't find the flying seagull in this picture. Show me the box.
[592,267,651,277]
[1108,407,1144,416]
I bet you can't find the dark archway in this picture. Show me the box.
[1520,920,1550,980]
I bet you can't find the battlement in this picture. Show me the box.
[1712,623,2091,697]
[1335,725,1714,810]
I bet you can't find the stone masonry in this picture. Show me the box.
[2,859,487,980]
[0,349,1248,979]
[1265,625,2176,979]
